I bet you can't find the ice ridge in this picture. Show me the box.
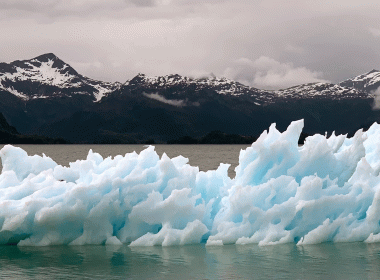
[2,119,380,246]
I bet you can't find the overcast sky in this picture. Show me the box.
[1,0,380,89]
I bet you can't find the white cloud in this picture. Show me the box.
[285,44,305,54]
[143,92,185,106]
[223,56,329,90]
[372,87,380,110]
[1,0,380,84]
[369,28,380,37]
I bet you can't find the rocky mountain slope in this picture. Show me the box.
[0,53,121,101]
[0,112,68,144]
[339,69,380,93]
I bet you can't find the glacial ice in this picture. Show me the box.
[2,119,380,246]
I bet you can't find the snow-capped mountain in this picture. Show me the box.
[339,69,380,93]
[275,82,368,99]
[0,53,373,103]
[0,53,378,144]
[128,73,263,96]
[124,73,369,106]
[125,73,276,105]
[0,53,121,101]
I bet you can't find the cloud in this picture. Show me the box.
[285,44,305,54]
[0,0,128,21]
[0,0,216,20]
[1,0,380,84]
[372,87,380,110]
[143,92,200,107]
[0,0,176,19]
[128,0,153,7]
[143,92,186,106]
[223,56,329,90]
[369,28,380,37]
[0,0,60,11]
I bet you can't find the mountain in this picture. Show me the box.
[0,53,370,104]
[126,73,369,105]
[127,73,273,100]
[0,113,18,135]
[275,82,369,100]
[0,112,68,144]
[339,69,380,93]
[0,53,121,101]
[0,53,378,143]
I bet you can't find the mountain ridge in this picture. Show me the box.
[0,53,379,144]
[0,53,377,103]
[339,69,380,93]
[0,53,121,101]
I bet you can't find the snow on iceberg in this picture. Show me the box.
[2,119,380,246]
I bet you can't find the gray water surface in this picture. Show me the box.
[1,243,380,279]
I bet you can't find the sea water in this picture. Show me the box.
[1,242,380,279]
[1,144,380,279]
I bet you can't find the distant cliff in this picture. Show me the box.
[0,113,68,144]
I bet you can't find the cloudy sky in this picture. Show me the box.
[1,0,380,89]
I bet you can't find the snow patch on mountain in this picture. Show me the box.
[0,54,121,101]
[350,70,380,86]
[0,85,28,100]
[87,79,120,102]
[339,70,380,92]
[275,83,368,99]
[0,58,76,87]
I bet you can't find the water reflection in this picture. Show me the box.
[1,243,380,279]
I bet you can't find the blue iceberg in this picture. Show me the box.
[1,119,380,246]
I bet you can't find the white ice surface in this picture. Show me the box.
[2,119,380,246]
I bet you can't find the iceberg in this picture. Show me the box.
[1,119,380,246]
